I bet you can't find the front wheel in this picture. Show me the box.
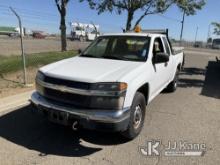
[79,36,85,42]
[121,92,146,140]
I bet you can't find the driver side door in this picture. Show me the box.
[150,37,170,97]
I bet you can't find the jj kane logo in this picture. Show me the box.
[139,140,206,157]
[139,140,161,156]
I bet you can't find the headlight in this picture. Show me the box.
[36,71,45,81]
[90,82,127,110]
[35,71,45,95]
[90,96,125,110]
[91,82,127,91]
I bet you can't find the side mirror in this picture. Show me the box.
[78,49,82,54]
[153,52,169,64]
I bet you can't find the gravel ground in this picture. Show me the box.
[0,48,220,165]
[0,38,89,56]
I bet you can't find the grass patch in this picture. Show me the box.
[0,50,77,75]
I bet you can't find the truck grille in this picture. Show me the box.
[44,75,91,90]
[43,87,92,109]
[38,75,93,109]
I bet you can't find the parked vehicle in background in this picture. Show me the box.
[0,26,20,37]
[206,38,213,48]
[32,31,47,39]
[212,38,220,49]
[70,22,100,41]
[31,29,184,140]
[0,26,34,37]
[194,41,203,48]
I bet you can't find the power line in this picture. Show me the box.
[0,12,57,23]
[0,4,8,8]
[157,14,181,23]
[0,4,58,17]
[1,3,183,24]
[1,12,122,30]
[0,6,77,24]
[0,7,59,18]
[0,4,124,32]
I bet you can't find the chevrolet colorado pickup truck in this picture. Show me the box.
[31,29,184,139]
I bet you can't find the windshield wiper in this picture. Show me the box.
[80,54,97,58]
[102,55,128,61]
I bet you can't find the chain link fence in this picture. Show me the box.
[0,36,89,98]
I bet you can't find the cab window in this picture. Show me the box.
[153,37,165,56]
[162,37,171,55]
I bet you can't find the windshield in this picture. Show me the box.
[213,39,220,45]
[81,36,151,62]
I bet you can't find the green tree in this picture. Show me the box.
[212,22,220,35]
[55,0,70,51]
[176,0,205,15]
[80,0,175,31]
[176,0,205,40]
[80,0,206,32]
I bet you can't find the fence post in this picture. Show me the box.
[10,7,27,85]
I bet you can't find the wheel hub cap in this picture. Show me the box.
[133,105,142,129]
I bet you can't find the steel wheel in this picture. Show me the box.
[133,105,142,129]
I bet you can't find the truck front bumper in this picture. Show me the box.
[30,92,130,132]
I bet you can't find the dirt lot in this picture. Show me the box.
[0,38,89,56]
[0,68,36,98]
[0,48,220,165]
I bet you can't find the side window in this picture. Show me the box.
[162,37,171,55]
[153,37,164,56]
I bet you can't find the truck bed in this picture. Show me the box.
[173,47,184,55]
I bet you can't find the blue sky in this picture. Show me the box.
[0,0,219,41]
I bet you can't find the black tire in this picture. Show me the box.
[121,92,146,140]
[182,54,185,70]
[79,36,84,42]
[166,70,179,92]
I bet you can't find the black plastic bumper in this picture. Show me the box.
[30,92,130,132]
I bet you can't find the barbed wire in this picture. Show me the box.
[157,14,181,23]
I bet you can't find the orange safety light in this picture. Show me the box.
[119,82,127,91]
[134,25,141,33]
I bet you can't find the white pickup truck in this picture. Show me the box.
[31,29,184,139]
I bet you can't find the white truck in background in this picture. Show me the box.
[70,22,100,41]
[0,26,23,37]
[31,29,184,140]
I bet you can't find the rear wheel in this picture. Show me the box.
[166,70,179,92]
[121,92,146,140]
[79,36,84,42]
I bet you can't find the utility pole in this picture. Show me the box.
[10,7,27,85]
[207,24,211,39]
[194,26,198,43]
[207,23,211,42]
[180,10,186,44]
[91,21,98,38]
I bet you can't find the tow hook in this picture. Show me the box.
[72,121,79,131]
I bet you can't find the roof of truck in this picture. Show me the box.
[101,32,166,37]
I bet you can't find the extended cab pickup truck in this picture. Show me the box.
[31,29,184,139]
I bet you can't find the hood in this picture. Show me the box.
[40,56,144,83]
